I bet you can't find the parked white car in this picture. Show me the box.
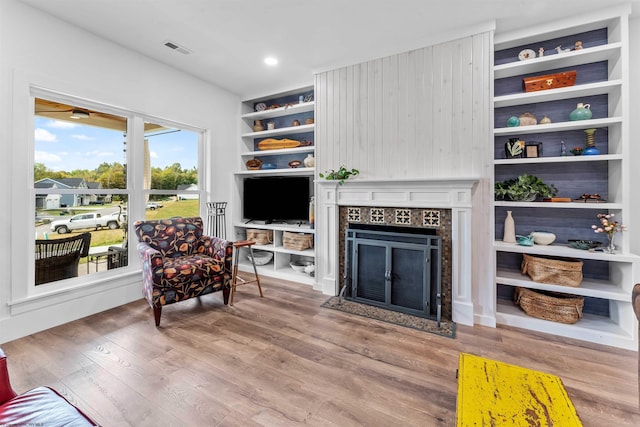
[146,202,163,210]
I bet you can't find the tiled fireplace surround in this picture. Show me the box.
[315,179,478,326]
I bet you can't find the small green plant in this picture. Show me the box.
[319,166,360,185]
[494,173,557,201]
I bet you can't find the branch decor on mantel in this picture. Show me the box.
[319,166,360,185]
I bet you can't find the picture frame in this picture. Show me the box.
[525,142,543,158]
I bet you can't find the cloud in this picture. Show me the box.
[35,151,62,163]
[34,128,57,142]
[85,150,114,157]
[150,151,158,158]
[72,134,95,141]
[47,120,77,129]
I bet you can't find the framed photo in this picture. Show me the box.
[525,142,543,158]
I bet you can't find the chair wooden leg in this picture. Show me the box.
[153,306,162,327]
[223,287,230,305]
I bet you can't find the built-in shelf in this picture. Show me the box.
[494,43,622,79]
[494,117,621,136]
[241,101,315,120]
[493,201,623,210]
[494,154,622,165]
[234,167,314,176]
[494,80,622,108]
[494,241,640,262]
[242,123,314,139]
[240,146,315,157]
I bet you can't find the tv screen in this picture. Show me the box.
[243,176,310,223]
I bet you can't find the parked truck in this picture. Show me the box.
[50,212,120,234]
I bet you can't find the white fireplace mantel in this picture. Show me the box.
[315,178,479,326]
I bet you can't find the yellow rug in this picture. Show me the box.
[456,353,582,426]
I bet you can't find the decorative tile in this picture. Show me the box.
[347,207,361,222]
[395,209,411,225]
[369,208,385,224]
[423,210,440,227]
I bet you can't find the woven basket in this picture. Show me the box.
[514,287,584,324]
[282,231,314,251]
[521,254,583,287]
[246,229,273,245]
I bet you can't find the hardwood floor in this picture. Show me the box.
[2,276,639,426]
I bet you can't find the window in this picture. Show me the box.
[143,121,202,220]
[31,93,204,288]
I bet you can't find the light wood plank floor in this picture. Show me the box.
[2,277,639,426]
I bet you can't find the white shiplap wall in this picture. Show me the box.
[315,32,491,180]
[314,31,496,326]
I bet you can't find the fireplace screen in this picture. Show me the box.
[344,224,442,323]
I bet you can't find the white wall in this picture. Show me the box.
[0,0,240,343]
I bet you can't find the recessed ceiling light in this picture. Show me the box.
[264,57,278,66]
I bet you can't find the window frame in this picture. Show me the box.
[10,85,207,308]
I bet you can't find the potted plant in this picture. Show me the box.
[494,173,557,201]
[319,166,360,185]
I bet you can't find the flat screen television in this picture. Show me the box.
[243,176,310,223]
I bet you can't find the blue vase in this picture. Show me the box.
[506,116,520,127]
[569,103,592,121]
[583,146,600,155]
[583,128,600,155]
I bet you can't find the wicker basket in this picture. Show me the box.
[282,231,314,251]
[246,229,273,245]
[514,287,584,324]
[521,254,583,287]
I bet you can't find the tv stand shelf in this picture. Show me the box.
[233,222,315,285]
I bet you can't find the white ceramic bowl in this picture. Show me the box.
[247,250,273,266]
[531,231,556,245]
[290,260,313,273]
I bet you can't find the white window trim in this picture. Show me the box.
[9,82,208,312]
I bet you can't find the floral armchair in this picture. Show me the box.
[134,217,233,326]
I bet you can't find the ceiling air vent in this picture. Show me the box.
[163,40,192,55]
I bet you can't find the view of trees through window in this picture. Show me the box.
[33,97,201,285]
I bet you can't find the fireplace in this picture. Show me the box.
[344,223,443,323]
[315,178,478,326]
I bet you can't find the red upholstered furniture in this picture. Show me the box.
[0,347,99,426]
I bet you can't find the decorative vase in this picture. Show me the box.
[505,138,524,158]
[503,211,516,243]
[539,115,552,124]
[518,112,537,126]
[507,116,520,127]
[569,103,592,121]
[582,128,600,155]
[604,233,616,254]
[303,154,315,168]
[309,196,315,229]
[253,120,264,132]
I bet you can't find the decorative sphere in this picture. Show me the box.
[507,116,520,127]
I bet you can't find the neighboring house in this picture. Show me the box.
[177,183,198,200]
[87,181,110,204]
[34,177,89,208]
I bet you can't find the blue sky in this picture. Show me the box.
[34,117,198,172]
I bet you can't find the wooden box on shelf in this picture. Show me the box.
[522,70,577,92]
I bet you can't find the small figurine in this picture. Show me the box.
[538,47,544,57]
[556,45,571,54]
[574,41,583,50]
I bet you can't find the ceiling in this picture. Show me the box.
[18,0,640,98]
